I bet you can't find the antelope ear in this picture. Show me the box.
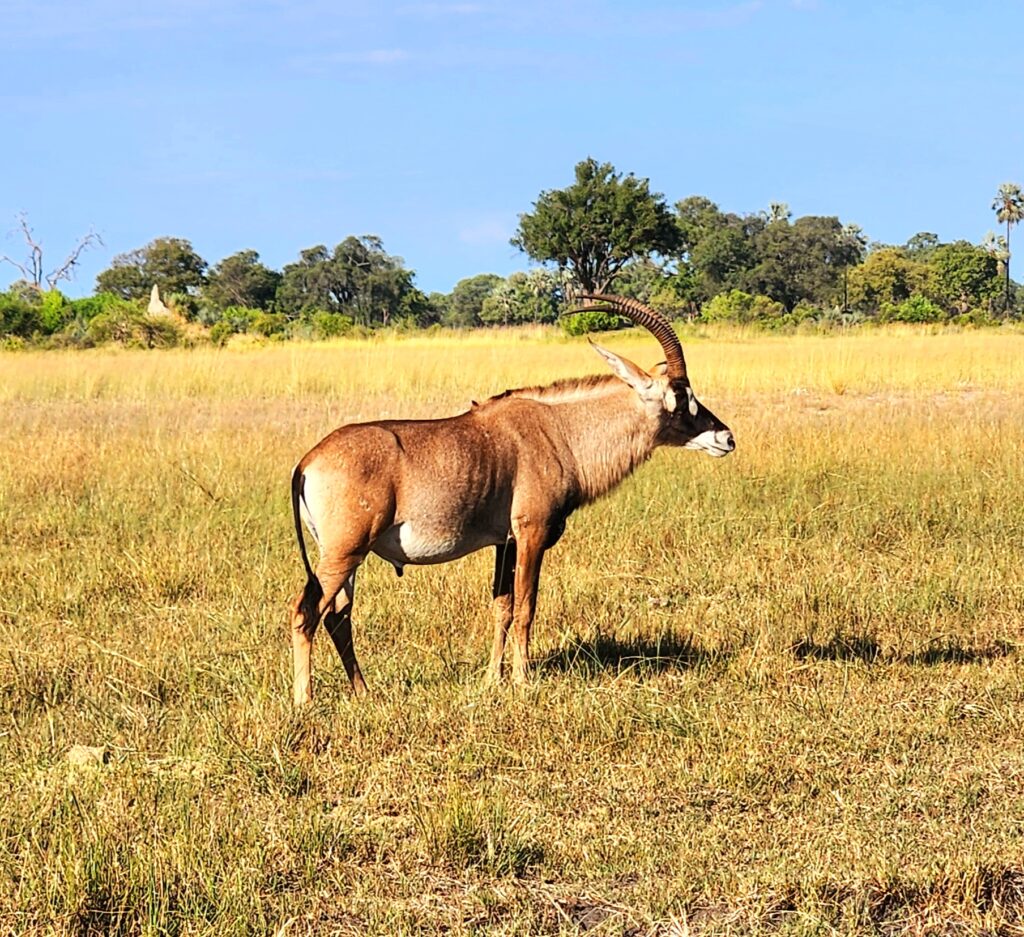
[590,341,653,393]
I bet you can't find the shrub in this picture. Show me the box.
[701,290,789,326]
[953,308,998,328]
[750,294,788,325]
[67,292,124,323]
[166,292,200,320]
[0,291,41,337]
[218,306,263,334]
[311,311,354,339]
[38,290,71,333]
[559,309,628,335]
[87,307,181,348]
[47,316,95,349]
[878,293,945,324]
[758,300,825,332]
[647,284,696,321]
[209,321,233,347]
[250,312,288,337]
[702,290,751,323]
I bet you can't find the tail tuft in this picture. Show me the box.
[296,576,324,638]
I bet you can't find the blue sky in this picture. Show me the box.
[3,0,1022,296]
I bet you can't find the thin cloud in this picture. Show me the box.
[293,48,411,71]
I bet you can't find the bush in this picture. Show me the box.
[209,321,233,347]
[647,284,696,321]
[701,290,750,323]
[759,300,825,332]
[701,290,785,325]
[878,293,945,324]
[812,306,865,331]
[46,316,95,349]
[166,292,199,320]
[311,311,354,339]
[953,308,998,328]
[67,292,125,323]
[217,306,263,334]
[559,309,628,335]
[39,290,70,333]
[250,312,288,337]
[87,307,181,348]
[0,291,41,337]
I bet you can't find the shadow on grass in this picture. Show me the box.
[540,631,725,678]
[792,633,881,663]
[792,633,1015,666]
[903,639,1014,666]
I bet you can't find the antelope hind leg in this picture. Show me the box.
[487,541,516,684]
[322,570,368,697]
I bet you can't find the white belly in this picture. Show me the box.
[372,521,500,567]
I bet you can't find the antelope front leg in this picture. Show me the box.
[487,540,516,684]
[508,520,546,685]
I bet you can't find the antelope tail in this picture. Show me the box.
[291,464,323,637]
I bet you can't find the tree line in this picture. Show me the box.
[2,161,1021,346]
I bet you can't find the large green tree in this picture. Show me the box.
[846,248,929,313]
[691,224,759,300]
[445,273,503,328]
[992,182,1024,313]
[929,240,999,313]
[0,289,42,337]
[512,158,680,295]
[743,216,864,311]
[203,250,281,312]
[274,245,340,315]
[674,197,762,302]
[904,232,940,260]
[96,237,207,300]
[675,196,730,256]
[275,236,422,326]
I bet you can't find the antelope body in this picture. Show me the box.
[289,295,734,703]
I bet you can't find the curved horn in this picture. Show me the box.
[576,293,687,381]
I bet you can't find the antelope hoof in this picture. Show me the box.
[351,676,369,699]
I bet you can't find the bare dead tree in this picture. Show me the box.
[1,213,104,291]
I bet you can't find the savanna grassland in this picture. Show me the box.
[1,327,1023,936]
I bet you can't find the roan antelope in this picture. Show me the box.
[289,294,734,703]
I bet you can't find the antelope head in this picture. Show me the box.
[577,293,735,458]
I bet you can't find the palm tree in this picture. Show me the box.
[762,201,791,225]
[982,231,1009,275]
[992,182,1024,313]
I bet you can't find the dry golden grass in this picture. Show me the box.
[1,326,1023,935]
